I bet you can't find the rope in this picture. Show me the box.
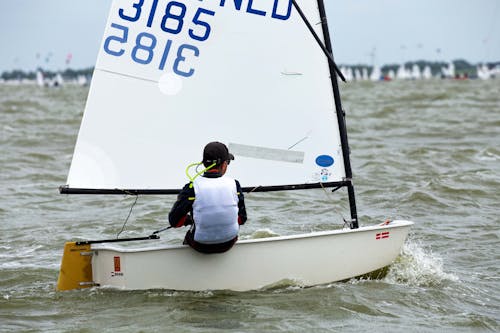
[319,182,350,228]
[116,194,139,238]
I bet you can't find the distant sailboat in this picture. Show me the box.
[411,64,421,80]
[441,61,455,78]
[422,65,432,79]
[362,67,369,80]
[492,65,500,79]
[354,68,362,81]
[387,69,395,80]
[370,65,381,81]
[50,73,64,87]
[36,70,45,87]
[477,64,491,80]
[56,0,412,292]
[77,75,88,86]
[396,64,408,80]
[345,67,354,81]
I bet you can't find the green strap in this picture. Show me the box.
[185,162,216,184]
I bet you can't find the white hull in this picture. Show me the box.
[89,220,412,291]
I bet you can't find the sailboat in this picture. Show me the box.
[57,0,413,291]
[411,64,421,80]
[441,61,455,79]
[422,65,432,80]
[36,69,45,87]
[370,64,381,81]
[477,64,491,80]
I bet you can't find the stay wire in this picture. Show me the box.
[116,193,139,238]
[319,182,350,228]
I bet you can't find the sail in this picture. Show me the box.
[64,0,346,193]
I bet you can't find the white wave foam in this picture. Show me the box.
[384,239,459,286]
[476,149,500,161]
[244,228,281,239]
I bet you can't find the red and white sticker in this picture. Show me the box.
[376,231,390,240]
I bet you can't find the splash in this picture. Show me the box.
[384,239,458,287]
[261,278,305,291]
[245,228,280,239]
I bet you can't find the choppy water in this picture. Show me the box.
[0,79,499,332]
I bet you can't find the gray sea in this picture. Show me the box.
[0,79,499,332]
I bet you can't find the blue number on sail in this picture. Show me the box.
[161,1,186,34]
[146,0,159,27]
[173,44,199,77]
[158,40,173,70]
[189,8,215,41]
[119,0,144,22]
[131,32,157,64]
[104,24,128,56]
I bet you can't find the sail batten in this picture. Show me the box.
[97,68,158,83]
[65,0,347,192]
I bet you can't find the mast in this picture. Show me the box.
[316,0,359,228]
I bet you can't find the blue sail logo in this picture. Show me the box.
[315,155,334,167]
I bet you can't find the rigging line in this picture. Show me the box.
[152,225,172,235]
[116,194,139,238]
[291,0,346,82]
[319,182,349,228]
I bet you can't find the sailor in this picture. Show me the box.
[169,141,247,253]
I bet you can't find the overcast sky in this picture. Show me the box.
[1,0,499,72]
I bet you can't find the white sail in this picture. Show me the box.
[65,0,345,191]
[345,67,353,81]
[387,69,395,80]
[54,73,64,87]
[36,70,44,86]
[411,64,421,80]
[477,64,491,80]
[422,65,432,79]
[370,65,381,81]
[441,61,455,78]
[77,75,88,86]
[362,67,368,80]
[354,68,361,81]
[396,64,408,80]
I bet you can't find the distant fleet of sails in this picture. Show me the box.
[34,70,88,87]
[2,62,498,87]
[340,62,499,82]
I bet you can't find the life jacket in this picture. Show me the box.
[192,175,239,244]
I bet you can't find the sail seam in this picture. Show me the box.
[95,68,158,83]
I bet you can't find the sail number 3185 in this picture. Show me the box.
[103,0,214,78]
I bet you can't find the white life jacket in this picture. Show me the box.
[192,175,239,244]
